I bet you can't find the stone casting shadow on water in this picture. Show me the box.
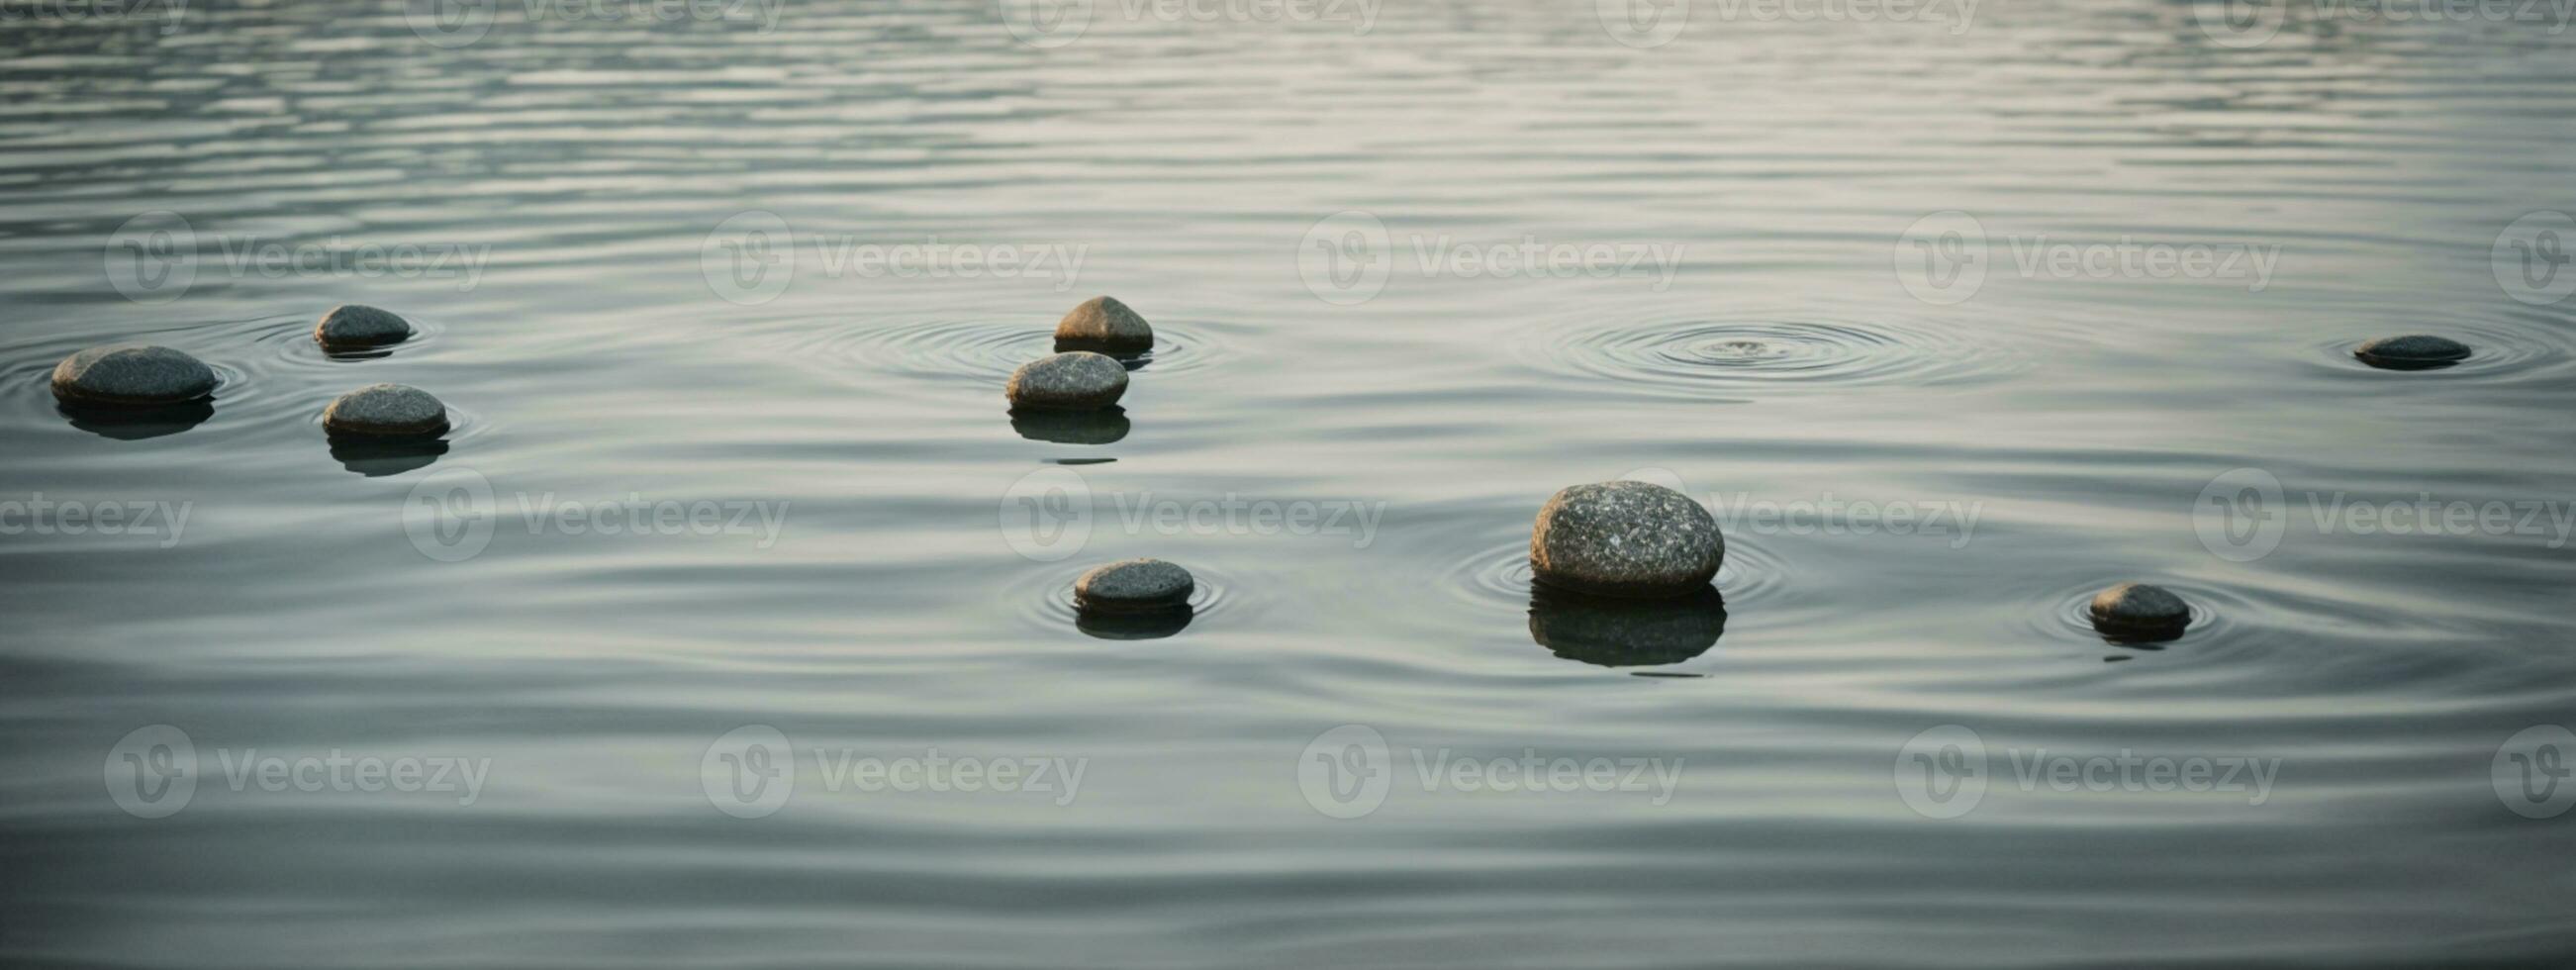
[57,399,215,440]
[1076,605,1193,640]
[329,434,450,477]
[1011,406,1129,445]
[1527,585,1727,668]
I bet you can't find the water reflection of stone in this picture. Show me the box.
[2352,353,2460,372]
[1011,406,1129,444]
[1527,585,1726,668]
[1076,605,1193,640]
[56,399,215,440]
[329,434,450,477]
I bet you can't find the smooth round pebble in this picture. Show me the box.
[2353,335,2471,370]
[1073,558,1194,614]
[1531,480,1725,599]
[323,383,449,437]
[1006,351,1129,411]
[50,344,219,406]
[1053,296,1154,353]
[314,304,413,349]
[2088,582,2190,633]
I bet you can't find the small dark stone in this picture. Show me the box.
[1073,558,1194,613]
[2354,335,2470,370]
[314,304,413,349]
[323,383,449,438]
[2088,582,2190,639]
[50,344,219,406]
[1528,585,1726,668]
[1530,480,1724,599]
[1006,351,1128,411]
[1053,296,1154,353]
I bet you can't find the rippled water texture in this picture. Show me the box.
[5,2,2576,967]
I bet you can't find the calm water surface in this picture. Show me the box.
[5,1,2576,966]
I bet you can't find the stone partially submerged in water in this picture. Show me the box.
[1007,351,1128,411]
[2354,335,2470,370]
[2088,582,2190,639]
[1053,296,1154,354]
[1530,480,1724,599]
[314,304,413,350]
[1074,558,1194,614]
[50,344,219,406]
[323,383,449,437]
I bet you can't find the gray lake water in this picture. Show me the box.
[5,1,2576,966]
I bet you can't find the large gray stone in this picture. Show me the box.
[1530,480,1723,599]
[323,383,449,437]
[1073,558,1194,613]
[314,304,413,349]
[50,344,219,406]
[1006,351,1128,411]
[1053,296,1154,353]
[2088,582,2189,634]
